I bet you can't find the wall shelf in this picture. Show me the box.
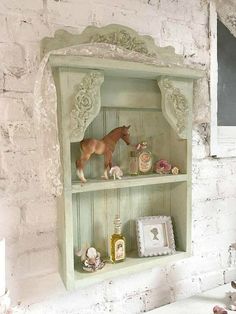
[46,24,203,290]
[71,174,188,193]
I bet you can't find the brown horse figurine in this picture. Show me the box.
[76,125,131,182]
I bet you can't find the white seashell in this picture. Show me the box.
[109,166,123,180]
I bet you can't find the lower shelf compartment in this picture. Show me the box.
[74,250,189,288]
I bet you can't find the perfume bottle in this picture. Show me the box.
[128,150,138,175]
[138,141,153,174]
[110,215,126,263]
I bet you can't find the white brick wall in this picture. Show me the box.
[0,0,235,313]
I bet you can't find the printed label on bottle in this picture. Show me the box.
[115,239,125,261]
[139,152,152,173]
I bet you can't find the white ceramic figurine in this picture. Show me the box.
[109,166,123,180]
[76,247,105,272]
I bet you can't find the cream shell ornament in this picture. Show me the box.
[171,166,179,175]
[76,247,105,272]
[109,166,123,180]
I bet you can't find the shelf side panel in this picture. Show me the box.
[171,182,188,251]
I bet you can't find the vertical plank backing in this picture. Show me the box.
[170,182,187,251]
[89,111,105,179]
[78,192,93,249]
[106,189,119,255]
[129,186,142,252]
[93,190,107,256]
[119,187,131,252]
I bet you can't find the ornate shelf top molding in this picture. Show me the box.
[41,24,184,66]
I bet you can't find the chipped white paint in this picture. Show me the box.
[0,0,235,313]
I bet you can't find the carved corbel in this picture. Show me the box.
[70,71,104,140]
[158,78,189,139]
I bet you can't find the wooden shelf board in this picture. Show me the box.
[50,55,204,80]
[71,174,188,193]
[74,250,189,289]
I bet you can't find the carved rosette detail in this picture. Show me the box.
[158,78,189,139]
[71,72,104,139]
[90,30,155,57]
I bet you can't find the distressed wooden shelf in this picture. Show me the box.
[71,174,188,193]
[47,24,204,290]
[74,250,189,288]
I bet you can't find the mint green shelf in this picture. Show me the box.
[48,24,203,290]
[72,174,188,193]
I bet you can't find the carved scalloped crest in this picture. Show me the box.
[41,24,183,65]
[158,78,189,139]
[70,72,104,140]
[89,29,154,57]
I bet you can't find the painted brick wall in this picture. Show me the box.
[0,0,236,313]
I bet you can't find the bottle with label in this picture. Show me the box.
[128,149,139,176]
[138,141,153,174]
[110,215,126,263]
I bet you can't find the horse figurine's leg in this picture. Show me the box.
[103,150,112,180]
[76,152,91,183]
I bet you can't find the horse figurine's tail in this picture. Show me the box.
[75,141,88,183]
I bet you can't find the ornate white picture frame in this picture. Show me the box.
[136,216,175,257]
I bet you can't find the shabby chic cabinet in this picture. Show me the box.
[42,25,203,289]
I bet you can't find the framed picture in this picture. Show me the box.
[136,216,175,257]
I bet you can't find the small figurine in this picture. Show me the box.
[213,305,228,314]
[229,281,236,311]
[171,166,180,175]
[76,125,131,182]
[76,247,105,272]
[154,159,171,174]
[109,166,123,180]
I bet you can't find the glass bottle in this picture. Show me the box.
[138,141,153,174]
[128,150,139,175]
[110,215,126,263]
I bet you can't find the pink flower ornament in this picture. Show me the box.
[154,159,172,174]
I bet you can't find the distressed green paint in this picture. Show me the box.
[48,25,203,290]
[42,24,184,65]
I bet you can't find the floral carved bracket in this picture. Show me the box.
[158,78,189,139]
[70,71,104,140]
